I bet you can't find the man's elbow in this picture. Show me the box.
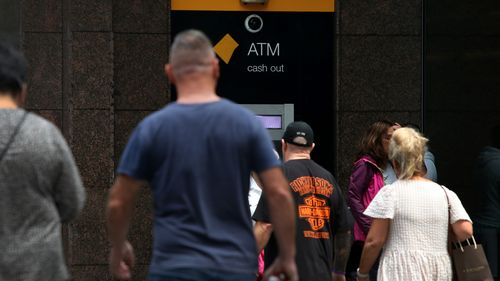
[106,197,127,217]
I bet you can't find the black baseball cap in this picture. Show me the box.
[0,43,27,93]
[283,121,314,147]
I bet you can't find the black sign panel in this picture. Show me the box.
[172,10,336,172]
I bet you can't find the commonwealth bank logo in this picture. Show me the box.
[213,34,239,64]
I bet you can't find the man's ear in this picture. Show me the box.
[281,139,286,155]
[310,143,315,152]
[165,64,176,85]
[212,58,220,80]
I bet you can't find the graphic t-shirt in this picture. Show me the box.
[253,159,351,281]
[117,99,280,275]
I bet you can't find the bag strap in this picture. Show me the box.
[441,185,477,251]
[440,185,455,254]
[0,111,28,163]
[440,185,451,222]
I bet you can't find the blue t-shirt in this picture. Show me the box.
[117,99,280,274]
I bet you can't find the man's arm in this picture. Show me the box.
[106,175,143,280]
[332,231,352,281]
[257,167,298,281]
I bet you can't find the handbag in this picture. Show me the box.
[441,186,494,281]
[451,237,493,281]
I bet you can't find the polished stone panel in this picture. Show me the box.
[128,189,153,263]
[112,0,168,33]
[339,0,421,35]
[71,0,112,31]
[71,264,149,281]
[70,188,152,265]
[72,32,113,109]
[23,33,63,110]
[425,111,500,190]
[70,188,109,265]
[114,110,152,166]
[339,36,421,112]
[21,0,62,32]
[426,0,500,36]
[31,110,63,130]
[71,110,113,189]
[0,0,21,46]
[114,34,169,110]
[425,36,500,111]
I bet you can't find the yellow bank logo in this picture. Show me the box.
[213,34,239,64]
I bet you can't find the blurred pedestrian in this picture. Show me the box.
[472,124,500,280]
[357,127,473,281]
[253,121,353,281]
[346,120,399,280]
[106,30,298,281]
[0,43,86,281]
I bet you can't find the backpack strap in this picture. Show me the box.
[0,111,28,163]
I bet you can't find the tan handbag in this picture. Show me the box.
[441,186,494,281]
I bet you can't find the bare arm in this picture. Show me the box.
[106,175,143,279]
[452,220,473,242]
[254,221,273,252]
[357,219,390,280]
[258,167,298,281]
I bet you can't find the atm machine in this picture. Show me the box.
[171,0,336,172]
[242,103,294,158]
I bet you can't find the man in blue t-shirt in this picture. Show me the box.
[106,29,298,281]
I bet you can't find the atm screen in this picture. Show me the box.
[256,115,282,129]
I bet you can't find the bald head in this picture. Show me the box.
[169,29,216,79]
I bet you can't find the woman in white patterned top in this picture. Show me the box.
[356,127,473,281]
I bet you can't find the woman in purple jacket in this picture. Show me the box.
[346,120,399,281]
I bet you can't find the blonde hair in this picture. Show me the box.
[388,127,428,180]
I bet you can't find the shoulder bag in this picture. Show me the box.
[441,186,493,281]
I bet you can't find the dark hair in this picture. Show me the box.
[0,43,27,94]
[357,120,396,167]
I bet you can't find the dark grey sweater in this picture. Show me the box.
[0,109,85,281]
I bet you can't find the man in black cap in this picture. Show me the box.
[253,121,353,281]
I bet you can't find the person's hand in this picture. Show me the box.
[332,272,346,281]
[262,256,298,281]
[109,240,135,280]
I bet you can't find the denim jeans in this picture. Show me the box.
[149,268,256,281]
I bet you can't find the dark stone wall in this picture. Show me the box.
[17,0,422,279]
[20,0,168,279]
[424,1,500,212]
[335,1,423,188]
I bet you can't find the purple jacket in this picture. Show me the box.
[347,155,385,241]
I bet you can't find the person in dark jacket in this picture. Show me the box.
[346,120,399,281]
[472,124,500,280]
